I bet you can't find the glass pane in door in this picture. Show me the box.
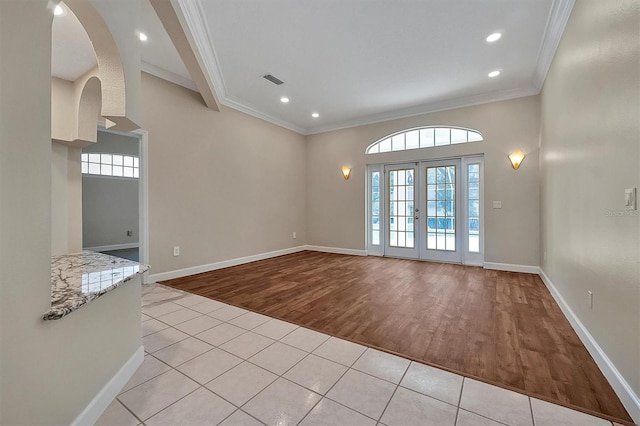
[426,165,456,251]
[468,164,480,253]
[388,169,414,248]
[371,171,380,245]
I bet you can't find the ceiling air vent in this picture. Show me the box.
[262,73,284,85]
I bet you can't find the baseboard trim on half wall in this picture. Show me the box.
[539,268,640,424]
[72,346,144,426]
[84,243,140,252]
[483,262,539,274]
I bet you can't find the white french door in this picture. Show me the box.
[368,156,483,265]
[420,159,462,263]
[384,163,419,259]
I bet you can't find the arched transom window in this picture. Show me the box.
[366,126,483,154]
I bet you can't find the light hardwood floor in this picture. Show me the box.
[161,251,632,424]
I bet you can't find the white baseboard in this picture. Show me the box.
[85,243,140,252]
[148,246,307,282]
[483,262,539,274]
[147,245,369,283]
[539,268,640,424]
[304,245,368,256]
[72,346,144,426]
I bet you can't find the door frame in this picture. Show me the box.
[366,155,484,266]
[95,123,150,282]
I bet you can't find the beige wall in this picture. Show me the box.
[540,0,640,400]
[51,142,83,254]
[306,95,541,266]
[142,73,307,275]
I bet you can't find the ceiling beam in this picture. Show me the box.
[149,0,220,111]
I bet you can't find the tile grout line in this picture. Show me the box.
[530,396,536,426]
[374,358,411,424]
[114,396,145,425]
[454,377,466,425]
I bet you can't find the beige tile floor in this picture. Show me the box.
[96,283,620,426]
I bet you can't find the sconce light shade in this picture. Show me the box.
[341,166,352,180]
[509,150,525,170]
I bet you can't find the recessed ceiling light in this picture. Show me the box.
[311,113,319,118]
[488,70,501,78]
[54,4,66,16]
[486,32,502,42]
[280,97,289,103]
[139,32,148,42]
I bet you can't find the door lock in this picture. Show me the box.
[415,216,419,220]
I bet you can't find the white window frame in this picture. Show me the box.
[366,126,483,155]
[461,156,484,266]
[366,164,384,256]
[81,152,140,179]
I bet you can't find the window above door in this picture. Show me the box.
[366,126,483,154]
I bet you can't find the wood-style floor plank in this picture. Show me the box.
[161,251,632,423]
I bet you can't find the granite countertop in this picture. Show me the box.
[44,251,150,321]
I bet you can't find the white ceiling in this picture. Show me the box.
[51,0,574,135]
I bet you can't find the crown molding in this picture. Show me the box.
[220,97,307,135]
[141,61,197,92]
[305,86,539,135]
[533,0,575,91]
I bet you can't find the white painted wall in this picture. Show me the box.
[540,0,640,417]
[306,95,541,267]
[142,73,307,275]
[83,131,139,248]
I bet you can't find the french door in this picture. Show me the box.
[384,164,419,258]
[370,157,483,265]
[420,159,461,263]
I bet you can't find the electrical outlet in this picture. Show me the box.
[173,246,180,257]
[293,231,297,239]
[493,201,502,209]
[588,291,593,309]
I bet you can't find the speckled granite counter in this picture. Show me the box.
[44,251,150,321]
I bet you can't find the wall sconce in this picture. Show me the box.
[509,150,525,170]
[341,166,352,180]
